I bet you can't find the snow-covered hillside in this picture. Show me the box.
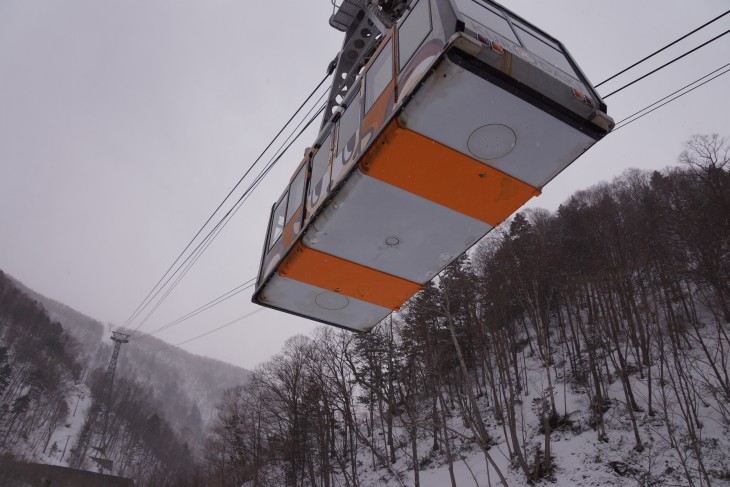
[346,325,730,486]
[208,161,730,487]
[40,383,93,468]
[8,274,251,450]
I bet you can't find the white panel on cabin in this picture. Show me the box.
[303,170,490,284]
[258,274,392,332]
[398,57,596,189]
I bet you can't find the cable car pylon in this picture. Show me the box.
[90,331,129,474]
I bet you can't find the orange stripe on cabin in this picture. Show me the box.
[278,242,421,310]
[359,121,540,226]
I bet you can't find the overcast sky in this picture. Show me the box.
[1,0,728,370]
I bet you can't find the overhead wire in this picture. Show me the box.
[592,10,730,129]
[128,85,329,334]
[173,309,263,348]
[602,28,730,99]
[125,78,332,335]
[613,61,730,131]
[122,72,332,332]
[131,95,329,341]
[131,278,256,341]
[595,8,730,88]
[129,90,330,335]
[153,309,265,354]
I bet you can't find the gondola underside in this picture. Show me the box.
[255,52,600,332]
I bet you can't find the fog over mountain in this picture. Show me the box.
[9,274,251,449]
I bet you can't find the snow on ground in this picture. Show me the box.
[341,325,730,486]
[39,382,92,467]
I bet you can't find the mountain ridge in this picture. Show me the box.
[6,273,251,449]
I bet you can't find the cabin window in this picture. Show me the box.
[454,0,519,45]
[311,134,333,190]
[268,192,288,251]
[510,19,576,77]
[335,95,360,165]
[286,165,307,223]
[398,0,431,71]
[365,39,393,113]
[308,134,333,211]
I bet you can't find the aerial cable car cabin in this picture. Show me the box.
[253,0,613,332]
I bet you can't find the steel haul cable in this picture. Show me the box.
[122,72,332,332]
[125,79,331,335]
[613,62,730,131]
[595,8,730,88]
[153,309,264,354]
[602,28,730,99]
[128,91,329,336]
[132,100,328,340]
[131,278,256,340]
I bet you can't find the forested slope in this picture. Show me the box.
[0,271,198,486]
[118,332,252,448]
[67,368,198,485]
[0,270,81,462]
[13,276,251,449]
[202,134,730,486]
[0,274,250,486]
[11,278,106,365]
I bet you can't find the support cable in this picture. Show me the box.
[131,278,256,340]
[122,72,332,330]
[154,309,264,354]
[130,99,328,337]
[613,62,730,131]
[128,93,328,335]
[602,28,730,99]
[596,8,730,87]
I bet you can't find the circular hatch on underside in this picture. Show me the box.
[315,292,350,310]
[467,124,517,160]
